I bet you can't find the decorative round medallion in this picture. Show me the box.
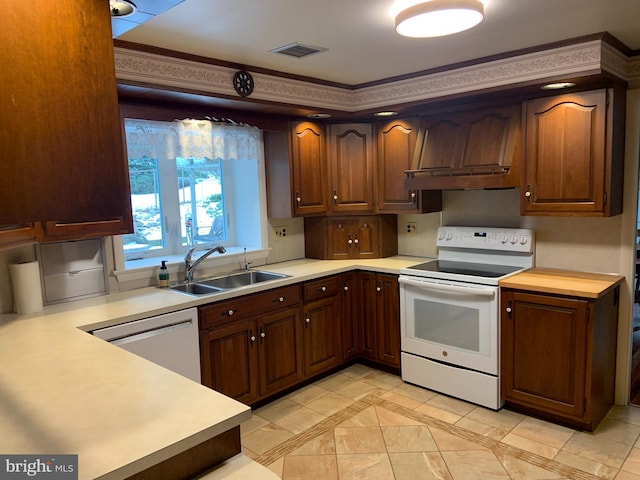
[233,70,254,97]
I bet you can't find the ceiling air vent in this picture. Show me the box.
[269,42,328,58]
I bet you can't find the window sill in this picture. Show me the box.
[113,247,271,284]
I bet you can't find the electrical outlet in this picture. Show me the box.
[406,222,417,235]
[274,226,287,239]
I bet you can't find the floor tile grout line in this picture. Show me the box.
[375,397,604,480]
[252,391,608,480]
[254,395,377,466]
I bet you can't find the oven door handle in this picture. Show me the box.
[399,277,496,297]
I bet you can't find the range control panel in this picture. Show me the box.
[436,226,534,253]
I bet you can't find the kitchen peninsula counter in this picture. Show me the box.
[0,256,425,479]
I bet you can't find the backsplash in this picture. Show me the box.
[0,191,626,314]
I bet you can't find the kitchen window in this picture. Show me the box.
[114,117,268,271]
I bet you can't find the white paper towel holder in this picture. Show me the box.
[9,260,44,315]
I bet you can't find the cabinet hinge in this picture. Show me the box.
[603,191,608,206]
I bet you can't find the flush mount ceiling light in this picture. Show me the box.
[110,0,137,17]
[541,82,577,90]
[394,0,484,38]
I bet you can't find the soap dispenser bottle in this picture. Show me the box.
[158,260,169,287]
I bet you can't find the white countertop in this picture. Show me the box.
[0,256,425,479]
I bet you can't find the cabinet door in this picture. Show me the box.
[341,272,360,360]
[258,308,304,398]
[376,274,401,367]
[359,272,378,359]
[326,218,354,260]
[200,320,258,405]
[353,217,379,259]
[290,121,328,216]
[522,90,611,216]
[502,290,589,420]
[376,118,442,213]
[329,124,374,214]
[0,0,132,234]
[303,296,341,376]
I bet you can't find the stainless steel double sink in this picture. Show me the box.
[170,270,288,296]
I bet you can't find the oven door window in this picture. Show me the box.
[415,300,482,352]
[400,277,498,375]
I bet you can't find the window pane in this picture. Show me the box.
[178,156,225,246]
[123,155,164,254]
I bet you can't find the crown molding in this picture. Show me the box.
[114,38,634,113]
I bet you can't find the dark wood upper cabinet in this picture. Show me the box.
[0,0,133,241]
[375,117,442,214]
[406,104,521,191]
[304,215,397,260]
[290,121,329,216]
[328,124,375,214]
[521,88,625,216]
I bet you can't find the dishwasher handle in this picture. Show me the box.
[108,320,194,347]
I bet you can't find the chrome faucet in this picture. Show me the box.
[184,245,226,283]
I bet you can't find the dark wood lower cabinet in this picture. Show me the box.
[340,272,360,361]
[302,276,342,376]
[199,285,303,405]
[360,272,401,368]
[199,271,401,406]
[501,287,619,431]
[200,320,257,405]
[258,308,304,397]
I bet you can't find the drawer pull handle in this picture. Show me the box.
[273,296,285,303]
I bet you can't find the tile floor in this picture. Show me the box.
[240,364,640,480]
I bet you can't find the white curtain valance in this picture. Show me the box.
[124,118,261,162]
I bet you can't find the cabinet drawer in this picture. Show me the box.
[303,275,339,302]
[199,284,301,330]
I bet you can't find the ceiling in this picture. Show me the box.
[116,0,640,87]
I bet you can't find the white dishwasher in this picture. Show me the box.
[92,308,201,382]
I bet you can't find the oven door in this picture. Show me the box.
[399,275,499,375]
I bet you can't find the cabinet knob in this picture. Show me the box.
[524,191,531,198]
[506,307,512,313]
[320,286,327,292]
[278,296,284,302]
[410,191,416,203]
[348,239,353,245]
[343,286,349,291]
[376,286,381,292]
[524,185,532,200]
[250,335,256,342]
[260,332,266,338]
[333,190,338,202]
[228,309,235,316]
[354,237,359,245]
[305,317,310,324]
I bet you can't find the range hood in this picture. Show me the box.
[405,104,521,190]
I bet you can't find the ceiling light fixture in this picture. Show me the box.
[394,0,484,38]
[374,111,399,117]
[110,0,137,17]
[307,113,332,119]
[540,82,576,90]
